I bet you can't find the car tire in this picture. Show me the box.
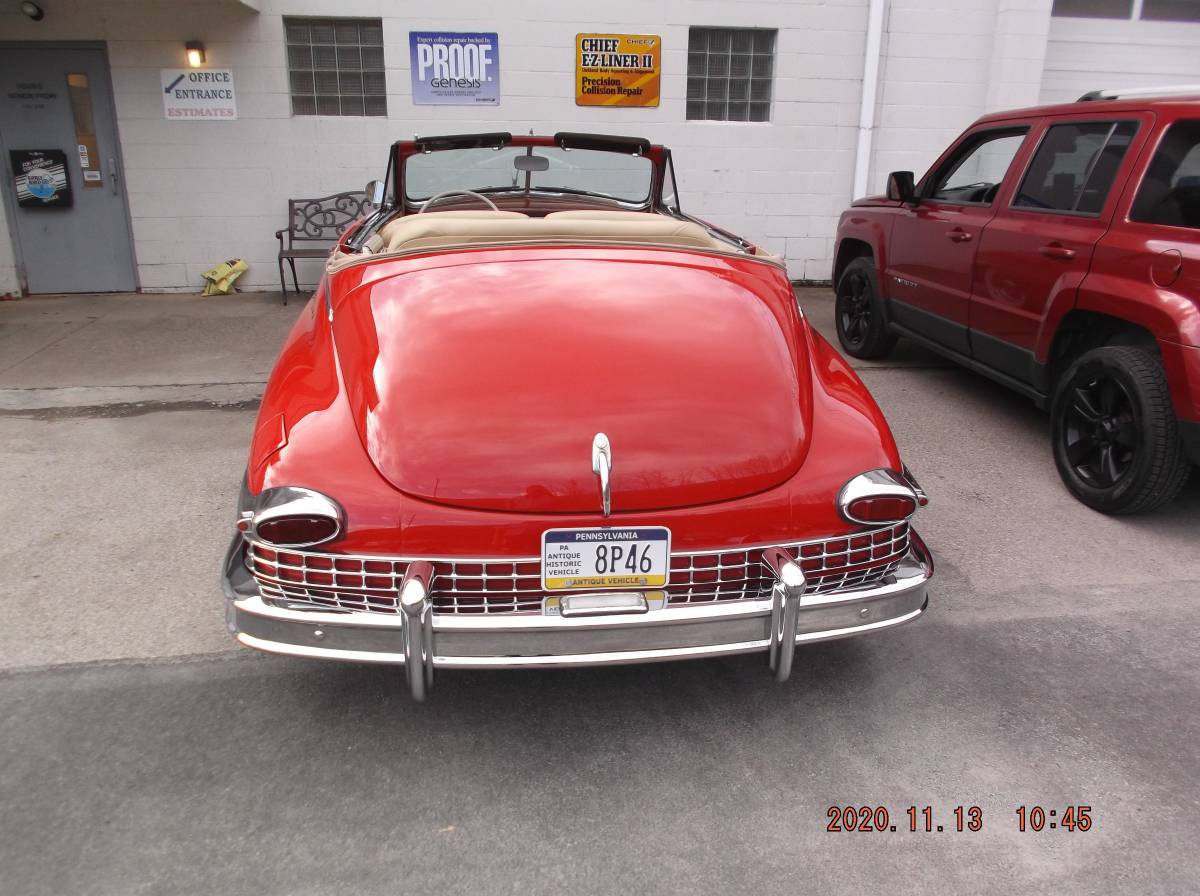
[835,257,897,359]
[1050,345,1191,515]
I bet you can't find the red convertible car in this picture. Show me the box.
[221,132,933,699]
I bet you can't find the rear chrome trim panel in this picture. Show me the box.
[226,536,932,673]
[242,522,912,616]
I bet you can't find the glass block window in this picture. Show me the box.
[687,27,776,122]
[1141,0,1200,22]
[1051,0,1133,18]
[285,17,386,117]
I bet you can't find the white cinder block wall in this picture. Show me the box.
[1040,14,1200,104]
[0,0,1193,296]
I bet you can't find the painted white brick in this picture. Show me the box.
[0,0,1186,295]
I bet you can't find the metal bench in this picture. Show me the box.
[276,191,371,304]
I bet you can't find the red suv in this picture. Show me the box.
[834,90,1200,514]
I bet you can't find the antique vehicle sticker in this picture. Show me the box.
[575,34,661,107]
[160,69,237,120]
[409,32,500,105]
[542,527,671,591]
[10,149,72,208]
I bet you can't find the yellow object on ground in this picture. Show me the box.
[201,259,249,295]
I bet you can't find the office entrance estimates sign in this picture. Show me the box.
[576,34,660,107]
[409,32,499,105]
[160,69,237,120]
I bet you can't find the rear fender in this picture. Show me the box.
[1071,271,1200,349]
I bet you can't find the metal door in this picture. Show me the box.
[0,46,136,293]
[969,115,1151,383]
[885,126,1031,356]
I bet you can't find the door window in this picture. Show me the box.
[1014,121,1139,215]
[1130,120,1200,230]
[926,128,1028,205]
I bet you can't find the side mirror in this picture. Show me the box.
[365,179,387,207]
[886,171,917,204]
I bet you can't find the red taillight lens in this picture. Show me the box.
[846,495,917,523]
[255,515,340,546]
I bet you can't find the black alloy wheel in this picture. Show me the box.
[834,257,896,359]
[1051,345,1191,514]
[839,270,871,347]
[1061,371,1138,489]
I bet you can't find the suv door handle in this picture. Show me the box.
[946,229,972,243]
[1038,243,1075,260]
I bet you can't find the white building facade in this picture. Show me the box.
[1,0,1199,296]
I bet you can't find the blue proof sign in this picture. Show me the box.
[409,32,500,105]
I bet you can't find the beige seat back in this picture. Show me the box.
[378,210,528,248]
[380,210,726,253]
[545,209,784,263]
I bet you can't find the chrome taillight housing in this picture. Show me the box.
[838,468,924,525]
[239,484,344,548]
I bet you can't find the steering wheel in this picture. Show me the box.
[418,190,499,213]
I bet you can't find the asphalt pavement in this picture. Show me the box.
[1,288,1197,896]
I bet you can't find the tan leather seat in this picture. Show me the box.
[378,210,528,248]
[551,209,783,262]
[380,210,725,253]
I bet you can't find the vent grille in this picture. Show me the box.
[246,523,910,616]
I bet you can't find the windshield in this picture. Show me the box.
[404,147,653,204]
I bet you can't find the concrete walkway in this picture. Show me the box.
[0,290,298,410]
[2,288,1199,896]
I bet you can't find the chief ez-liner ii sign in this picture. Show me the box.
[409,32,499,105]
[160,69,237,120]
[576,34,661,107]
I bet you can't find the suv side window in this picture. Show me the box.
[927,128,1028,205]
[1014,120,1138,215]
[1130,119,1200,230]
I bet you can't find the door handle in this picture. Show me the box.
[946,229,972,243]
[108,157,118,196]
[1038,243,1075,260]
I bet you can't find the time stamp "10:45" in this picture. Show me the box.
[826,805,1094,833]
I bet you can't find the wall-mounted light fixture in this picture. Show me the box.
[185,40,206,68]
[19,2,45,21]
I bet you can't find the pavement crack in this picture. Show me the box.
[0,398,261,419]
[0,315,103,376]
[0,648,251,679]
[1,380,268,392]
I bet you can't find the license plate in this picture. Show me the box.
[541,527,671,591]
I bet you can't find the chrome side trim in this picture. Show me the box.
[901,464,930,507]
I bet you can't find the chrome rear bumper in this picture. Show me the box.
[222,533,932,698]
